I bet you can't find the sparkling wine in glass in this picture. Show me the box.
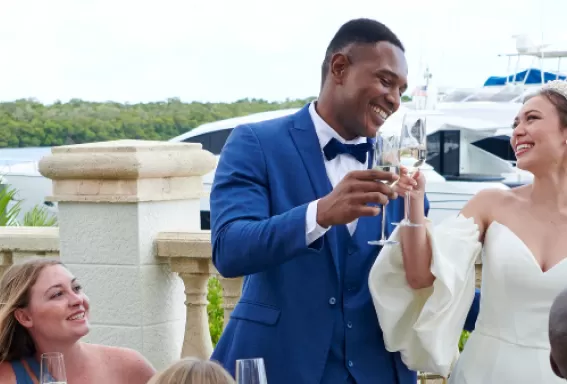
[236,358,268,384]
[368,133,400,246]
[395,114,427,227]
[40,352,67,384]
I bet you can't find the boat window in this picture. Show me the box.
[426,130,461,176]
[182,129,234,155]
[472,136,516,161]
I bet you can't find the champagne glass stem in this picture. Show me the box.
[380,203,388,242]
[404,191,411,223]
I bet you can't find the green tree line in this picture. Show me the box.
[0,95,412,148]
[0,97,315,148]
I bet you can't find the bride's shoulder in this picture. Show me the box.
[461,188,516,234]
[468,188,516,209]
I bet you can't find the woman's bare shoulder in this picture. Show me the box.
[463,188,515,215]
[0,361,16,384]
[85,344,156,382]
[461,188,518,237]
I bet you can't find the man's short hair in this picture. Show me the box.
[321,18,404,84]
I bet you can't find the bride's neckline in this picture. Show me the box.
[488,221,567,274]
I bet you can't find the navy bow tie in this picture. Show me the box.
[323,137,371,164]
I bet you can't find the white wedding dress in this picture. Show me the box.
[369,215,567,383]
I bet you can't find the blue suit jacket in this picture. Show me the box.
[210,105,480,383]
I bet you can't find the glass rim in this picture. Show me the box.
[40,352,64,358]
[235,357,264,362]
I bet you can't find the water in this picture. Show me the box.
[0,147,52,166]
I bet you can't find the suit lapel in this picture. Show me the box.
[289,105,339,277]
[289,105,333,199]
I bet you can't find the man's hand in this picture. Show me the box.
[316,169,399,228]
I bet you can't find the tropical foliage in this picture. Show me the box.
[0,98,315,148]
[22,205,58,227]
[0,186,58,227]
[0,187,22,226]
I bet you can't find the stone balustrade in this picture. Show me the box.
[0,138,480,382]
[154,230,242,360]
[0,227,60,275]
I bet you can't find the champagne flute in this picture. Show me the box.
[368,133,401,246]
[236,358,268,384]
[40,352,67,384]
[395,114,427,227]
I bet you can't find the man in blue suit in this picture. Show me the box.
[210,18,480,384]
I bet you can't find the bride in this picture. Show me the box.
[369,79,567,383]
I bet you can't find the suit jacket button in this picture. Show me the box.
[329,297,336,305]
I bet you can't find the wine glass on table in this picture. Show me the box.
[40,352,67,384]
[394,114,427,227]
[236,358,268,384]
[368,133,401,246]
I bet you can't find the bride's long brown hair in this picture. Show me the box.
[0,259,62,362]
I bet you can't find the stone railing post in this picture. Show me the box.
[39,140,216,370]
[156,231,215,359]
[218,277,243,328]
[0,227,60,276]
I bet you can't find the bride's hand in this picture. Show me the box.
[393,166,425,197]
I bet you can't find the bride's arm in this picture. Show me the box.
[400,189,496,289]
[400,191,432,289]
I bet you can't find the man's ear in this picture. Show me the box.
[329,53,350,85]
[13,308,33,329]
[550,353,565,378]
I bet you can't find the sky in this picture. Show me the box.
[1,0,566,104]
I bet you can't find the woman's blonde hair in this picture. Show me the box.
[0,258,62,362]
[147,358,235,384]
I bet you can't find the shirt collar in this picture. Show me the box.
[308,102,367,152]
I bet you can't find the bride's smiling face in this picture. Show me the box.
[511,92,567,174]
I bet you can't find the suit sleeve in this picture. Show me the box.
[210,124,324,278]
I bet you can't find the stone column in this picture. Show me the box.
[39,140,216,370]
[219,277,243,328]
[155,231,216,359]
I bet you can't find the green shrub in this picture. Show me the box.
[207,277,224,346]
[459,330,470,351]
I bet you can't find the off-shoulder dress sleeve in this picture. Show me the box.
[368,214,482,377]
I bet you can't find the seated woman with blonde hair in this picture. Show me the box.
[0,258,156,383]
[148,358,235,384]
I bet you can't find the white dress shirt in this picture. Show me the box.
[305,102,369,245]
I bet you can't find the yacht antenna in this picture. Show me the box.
[424,66,432,87]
